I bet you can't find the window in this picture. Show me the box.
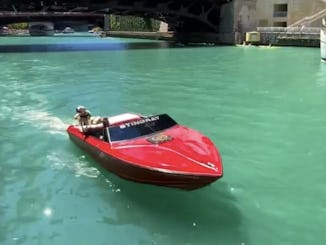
[108,114,177,142]
[273,21,287,27]
[273,4,288,18]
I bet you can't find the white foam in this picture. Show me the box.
[74,160,100,178]
[0,105,13,120]
[23,59,41,62]
[47,152,100,179]
[16,110,68,135]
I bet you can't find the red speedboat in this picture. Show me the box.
[67,113,223,190]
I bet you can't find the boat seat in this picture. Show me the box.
[76,123,103,133]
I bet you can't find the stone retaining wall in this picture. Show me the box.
[256,27,320,47]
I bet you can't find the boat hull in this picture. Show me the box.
[68,133,221,190]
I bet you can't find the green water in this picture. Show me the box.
[1,35,326,245]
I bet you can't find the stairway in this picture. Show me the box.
[289,8,326,27]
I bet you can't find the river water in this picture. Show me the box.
[0,34,325,245]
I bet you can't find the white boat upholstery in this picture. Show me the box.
[108,113,141,125]
[74,113,142,133]
[76,123,103,133]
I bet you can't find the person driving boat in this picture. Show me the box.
[74,106,91,126]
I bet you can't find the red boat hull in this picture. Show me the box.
[68,132,221,190]
[67,113,223,190]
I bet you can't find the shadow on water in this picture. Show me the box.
[67,142,247,244]
[99,174,247,245]
[0,41,209,53]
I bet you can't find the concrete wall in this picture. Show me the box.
[219,0,257,44]
[234,0,257,41]
[257,27,320,46]
[226,0,326,44]
[218,1,235,44]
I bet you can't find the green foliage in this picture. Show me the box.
[8,22,28,29]
[109,15,160,31]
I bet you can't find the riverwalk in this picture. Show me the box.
[106,29,321,47]
[0,28,321,47]
[257,27,320,47]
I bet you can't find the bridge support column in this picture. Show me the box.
[218,0,257,44]
[218,1,235,44]
[232,0,258,44]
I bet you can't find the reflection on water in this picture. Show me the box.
[0,37,218,53]
[99,178,246,245]
[0,41,175,52]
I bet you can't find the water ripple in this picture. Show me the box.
[47,152,100,179]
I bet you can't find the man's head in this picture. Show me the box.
[76,106,86,113]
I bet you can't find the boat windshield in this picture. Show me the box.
[108,114,177,142]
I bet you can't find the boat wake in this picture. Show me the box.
[47,152,100,179]
[16,110,68,135]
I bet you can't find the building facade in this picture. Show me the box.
[255,0,326,27]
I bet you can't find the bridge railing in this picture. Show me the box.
[255,26,320,47]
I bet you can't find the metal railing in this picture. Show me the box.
[288,8,326,27]
[257,26,320,34]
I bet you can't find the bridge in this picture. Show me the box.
[0,0,257,43]
[0,12,105,28]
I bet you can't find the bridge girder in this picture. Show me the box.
[1,0,232,32]
[0,12,104,27]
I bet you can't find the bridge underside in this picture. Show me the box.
[1,0,234,43]
[0,14,105,28]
